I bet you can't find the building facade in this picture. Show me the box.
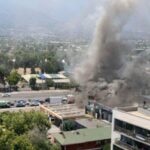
[111,106,150,150]
[85,101,112,123]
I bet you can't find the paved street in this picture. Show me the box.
[0,106,40,113]
[0,90,74,102]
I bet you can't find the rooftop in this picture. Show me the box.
[52,126,111,145]
[118,103,150,121]
[129,111,150,120]
[40,104,85,120]
[75,118,111,129]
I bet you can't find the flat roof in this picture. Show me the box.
[40,104,85,120]
[52,127,111,145]
[129,111,150,120]
[43,74,68,79]
[53,79,70,83]
[75,118,111,129]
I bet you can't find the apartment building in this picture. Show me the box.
[111,105,150,150]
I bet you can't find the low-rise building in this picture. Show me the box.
[40,104,85,126]
[85,101,113,123]
[51,127,111,150]
[111,104,150,150]
[21,73,71,89]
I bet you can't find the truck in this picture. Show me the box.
[45,95,75,104]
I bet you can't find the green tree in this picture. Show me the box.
[62,120,76,131]
[0,111,52,150]
[0,129,15,150]
[46,79,54,87]
[6,71,21,86]
[11,135,34,150]
[29,77,37,90]
[31,67,36,74]
[28,128,52,150]
[51,144,61,150]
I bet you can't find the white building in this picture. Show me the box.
[111,105,150,150]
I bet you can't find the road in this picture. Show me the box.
[0,90,74,102]
[0,106,40,113]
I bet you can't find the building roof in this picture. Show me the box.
[40,104,85,120]
[129,111,150,120]
[53,79,70,84]
[43,74,67,79]
[75,118,111,129]
[52,127,111,145]
[118,104,150,121]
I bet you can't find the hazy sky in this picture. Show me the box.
[0,0,103,23]
[0,0,150,37]
[0,0,106,37]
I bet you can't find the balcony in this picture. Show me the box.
[115,126,150,144]
[115,140,140,150]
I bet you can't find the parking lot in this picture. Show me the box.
[0,90,72,111]
[0,90,73,102]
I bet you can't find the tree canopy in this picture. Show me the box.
[0,111,61,150]
[6,70,21,86]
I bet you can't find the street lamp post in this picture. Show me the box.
[44,58,48,73]
[12,59,16,69]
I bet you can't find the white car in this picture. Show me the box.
[2,93,11,97]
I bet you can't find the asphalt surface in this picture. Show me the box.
[0,106,40,113]
[0,90,73,102]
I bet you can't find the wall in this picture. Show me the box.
[62,140,110,150]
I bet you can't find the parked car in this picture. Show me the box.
[15,100,26,107]
[61,98,67,104]
[2,93,11,97]
[8,101,15,106]
[30,100,40,106]
[0,101,10,108]
[39,99,44,104]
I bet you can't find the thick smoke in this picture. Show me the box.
[74,0,150,107]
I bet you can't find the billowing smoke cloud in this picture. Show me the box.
[74,0,150,107]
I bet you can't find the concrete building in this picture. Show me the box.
[85,101,113,123]
[111,105,150,150]
[40,104,85,126]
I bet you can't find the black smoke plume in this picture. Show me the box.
[74,0,150,107]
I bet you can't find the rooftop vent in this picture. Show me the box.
[60,132,65,138]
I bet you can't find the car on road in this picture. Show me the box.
[30,100,40,106]
[15,100,26,107]
[2,93,11,97]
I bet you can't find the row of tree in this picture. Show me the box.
[0,49,64,86]
[0,111,60,150]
